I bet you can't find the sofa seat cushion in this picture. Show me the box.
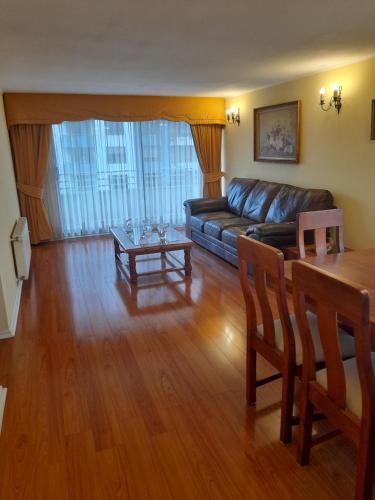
[257,312,355,366]
[316,354,375,418]
[241,181,282,222]
[204,217,256,239]
[222,226,252,247]
[191,211,237,232]
[227,178,259,215]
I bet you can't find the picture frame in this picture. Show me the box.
[371,99,375,140]
[254,100,301,163]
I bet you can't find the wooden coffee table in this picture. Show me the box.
[110,226,193,283]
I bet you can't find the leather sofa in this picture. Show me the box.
[184,178,334,266]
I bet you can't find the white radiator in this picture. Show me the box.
[11,217,31,280]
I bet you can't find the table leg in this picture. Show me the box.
[371,325,375,351]
[114,238,121,261]
[184,248,192,277]
[128,254,137,283]
[161,250,166,272]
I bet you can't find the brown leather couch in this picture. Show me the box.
[184,178,334,266]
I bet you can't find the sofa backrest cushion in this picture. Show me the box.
[265,184,334,223]
[226,178,258,216]
[241,181,282,222]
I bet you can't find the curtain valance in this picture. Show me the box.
[3,93,225,127]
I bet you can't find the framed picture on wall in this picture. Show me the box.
[254,100,301,163]
[371,99,375,140]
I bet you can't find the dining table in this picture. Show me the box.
[283,248,375,334]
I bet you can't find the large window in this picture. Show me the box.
[44,120,202,238]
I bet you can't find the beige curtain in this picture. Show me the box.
[9,125,52,244]
[190,124,224,197]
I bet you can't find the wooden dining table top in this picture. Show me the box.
[283,248,375,325]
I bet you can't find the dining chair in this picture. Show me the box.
[296,208,344,259]
[292,260,375,500]
[237,236,355,443]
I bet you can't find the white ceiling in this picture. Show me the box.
[1,0,375,96]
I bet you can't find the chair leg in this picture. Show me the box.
[246,347,256,405]
[354,424,375,500]
[297,385,314,465]
[280,369,295,444]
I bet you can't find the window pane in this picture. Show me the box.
[106,146,127,164]
[46,119,202,237]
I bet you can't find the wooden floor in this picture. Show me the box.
[0,236,366,499]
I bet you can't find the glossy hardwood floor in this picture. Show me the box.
[0,236,365,499]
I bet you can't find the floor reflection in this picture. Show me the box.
[115,255,193,316]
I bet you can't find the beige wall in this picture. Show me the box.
[225,57,375,249]
[0,93,20,333]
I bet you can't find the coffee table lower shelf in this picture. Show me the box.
[113,236,192,284]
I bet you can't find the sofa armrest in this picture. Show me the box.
[248,222,296,237]
[184,197,228,215]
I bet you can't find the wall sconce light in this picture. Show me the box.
[319,84,342,114]
[226,107,240,125]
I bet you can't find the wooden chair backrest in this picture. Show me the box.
[237,236,294,357]
[297,209,344,258]
[292,260,374,416]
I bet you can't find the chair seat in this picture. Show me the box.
[257,312,355,366]
[316,353,375,418]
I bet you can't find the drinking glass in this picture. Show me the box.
[125,218,133,234]
[142,218,152,235]
[151,219,158,233]
[139,232,148,245]
[158,222,168,244]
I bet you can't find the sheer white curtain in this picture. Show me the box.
[44,119,202,238]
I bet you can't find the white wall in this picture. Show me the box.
[225,57,375,249]
[0,93,21,335]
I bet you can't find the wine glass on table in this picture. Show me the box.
[125,218,133,235]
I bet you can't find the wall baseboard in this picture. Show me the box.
[0,281,22,339]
